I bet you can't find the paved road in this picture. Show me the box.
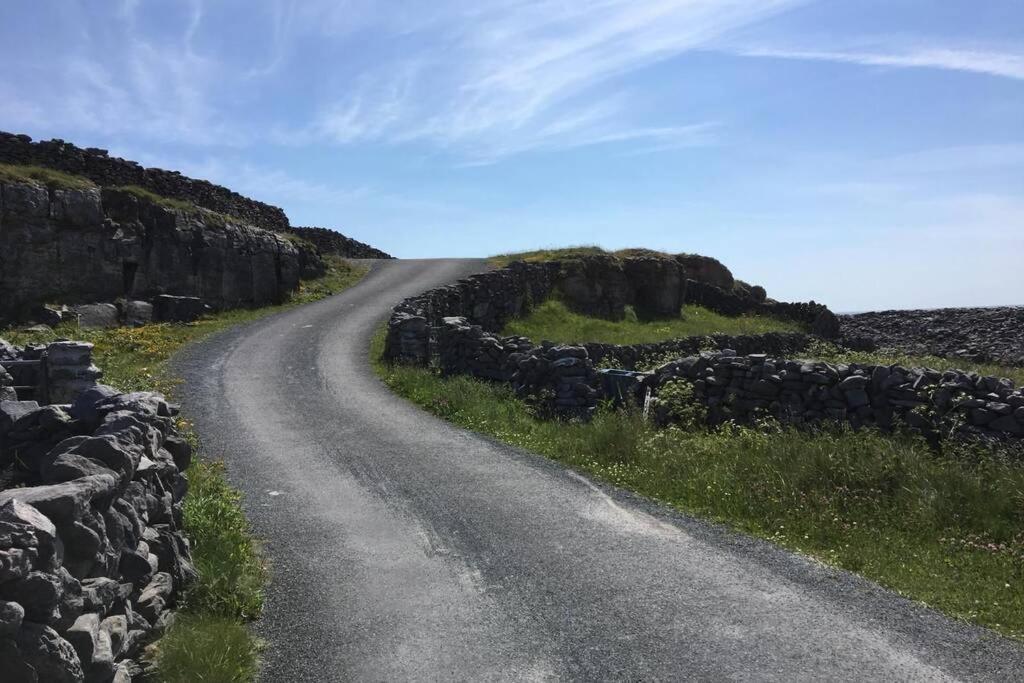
[176,259,1024,682]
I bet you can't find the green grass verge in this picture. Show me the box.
[3,256,369,680]
[371,327,1024,640]
[0,163,98,191]
[503,299,803,345]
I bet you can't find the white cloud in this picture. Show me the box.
[290,0,802,159]
[736,45,1024,81]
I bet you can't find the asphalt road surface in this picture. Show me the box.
[175,258,1024,682]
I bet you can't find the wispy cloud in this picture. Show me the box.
[736,45,1024,81]
[287,0,802,160]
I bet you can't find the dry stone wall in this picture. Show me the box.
[0,375,196,682]
[646,351,1024,442]
[288,226,394,259]
[383,255,837,365]
[383,258,1023,444]
[0,132,288,232]
[0,179,323,321]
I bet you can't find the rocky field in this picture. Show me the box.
[840,306,1024,366]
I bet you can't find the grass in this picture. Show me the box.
[503,299,803,345]
[148,614,260,683]
[3,256,368,681]
[489,245,714,268]
[0,163,98,191]
[113,185,212,215]
[371,327,1024,640]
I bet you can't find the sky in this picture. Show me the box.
[1,1,1022,311]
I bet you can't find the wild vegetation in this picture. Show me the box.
[503,299,802,345]
[0,162,98,190]
[372,327,1024,640]
[490,245,686,268]
[3,255,368,681]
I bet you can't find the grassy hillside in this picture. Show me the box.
[503,299,802,345]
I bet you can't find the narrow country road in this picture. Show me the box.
[175,259,1024,682]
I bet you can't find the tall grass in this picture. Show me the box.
[503,299,802,345]
[372,329,1024,639]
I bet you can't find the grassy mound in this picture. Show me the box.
[372,329,1024,640]
[503,300,802,345]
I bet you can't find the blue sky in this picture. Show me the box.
[1,1,1022,311]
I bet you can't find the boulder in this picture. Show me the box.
[70,304,120,330]
[121,301,152,327]
[152,295,206,323]
[675,254,734,289]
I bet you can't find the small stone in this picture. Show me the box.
[0,599,25,637]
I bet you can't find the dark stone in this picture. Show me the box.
[0,571,62,623]
[70,304,120,330]
[0,600,24,637]
[14,621,84,683]
[0,475,118,523]
[152,295,207,323]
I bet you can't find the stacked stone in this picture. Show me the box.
[583,332,813,370]
[382,256,840,363]
[288,226,393,259]
[648,351,1024,440]
[0,385,196,682]
[437,317,532,381]
[0,131,289,232]
[513,344,601,419]
[840,306,1024,366]
[46,343,103,405]
[385,312,430,365]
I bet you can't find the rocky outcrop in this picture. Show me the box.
[383,257,836,365]
[0,179,323,321]
[288,226,393,259]
[0,384,196,682]
[674,254,734,290]
[840,307,1024,366]
[0,132,288,231]
[646,350,1024,442]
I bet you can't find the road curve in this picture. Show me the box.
[175,259,1024,682]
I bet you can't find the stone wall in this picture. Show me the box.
[646,351,1024,441]
[0,132,288,232]
[840,307,1024,367]
[0,179,323,321]
[383,256,837,365]
[0,381,196,682]
[288,226,394,259]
